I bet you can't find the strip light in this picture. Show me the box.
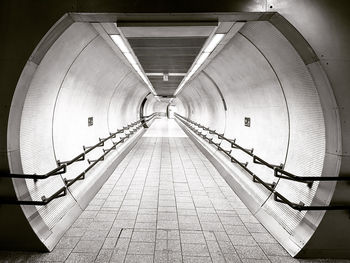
[174,33,225,96]
[110,34,156,95]
[146,73,187,77]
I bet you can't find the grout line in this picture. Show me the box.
[169,137,183,263]
[101,140,144,263]
[174,137,214,263]
[184,138,235,262]
[171,137,186,262]
[123,136,157,262]
[153,136,161,263]
[104,138,146,262]
[61,140,143,262]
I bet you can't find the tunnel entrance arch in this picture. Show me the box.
[3,11,347,258]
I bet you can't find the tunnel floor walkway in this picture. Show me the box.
[1,118,336,262]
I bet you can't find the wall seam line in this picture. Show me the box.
[50,34,100,209]
[238,31,291,208]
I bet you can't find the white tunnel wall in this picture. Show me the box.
[178,73,226,134]
[14,22,149,249]
[176,21,328,255]
[143,95,169,116]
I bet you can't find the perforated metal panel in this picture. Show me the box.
[20,23,99,230]
[240,21,326,234]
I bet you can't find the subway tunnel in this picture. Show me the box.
[0,1,350,262]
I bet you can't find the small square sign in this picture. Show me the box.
[88,117,93,126]
[244,117,251,127]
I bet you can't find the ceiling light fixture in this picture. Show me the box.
[146,73,187,77]
[163,75,169,82]
[174,33,225,96]
[110,34,156,95]
[204,34,225,53]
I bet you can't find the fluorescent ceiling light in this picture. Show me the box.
[204,33,225,53]
[132,64,143,75]
[169,73,186,76]
[146,73,163,76]
[188,63,201,76]
[110,34,156,96]
[163,74,169,81]
[146,72,187,77]
[174,33,226,96]
[196,52,210,66]
[124,52,137,65]
[110,35,129,53]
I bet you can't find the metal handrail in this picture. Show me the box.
[175,113,350,185]
[175,113,350,211]
[0,113,158,205]
[0,113,157,180]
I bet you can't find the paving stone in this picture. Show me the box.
[244,223,267,233]
[201,221,225,231]
[109,248,127,263]
[180,231,206,244]
[155,239,167,251]
[134,221,157,229]
[102,237,119,249]
[235,245,268,259]
[125,254,153,263]
[66,252,97,262]
[132,230,156,242]
[229,234,258,246]
[224,225,250,235]
[64,227,86,237]
[71,218,94,228]
[95,212,117,222]
[115,238,131,251]
[73,239,104,253]
[30,248,72,262]
[95,249,113,262]
[168,239,181,251]
[183,256,212,263]
[218,240,236,254]
[81,229,109,240]
[158,212,178,221]
[260,243,289,256]
[157,220,179,229]
[182,243,210,256]
[127,241,155,254]
[136,214,157,222]
[154,250,168,262]
[252,232,278,244]
[55,236,80,249]
[224,253,242,263]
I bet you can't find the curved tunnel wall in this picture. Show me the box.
[176,20,343,257]
[143,95,168,117]
[0,3,348,258]
[7,21,149,250]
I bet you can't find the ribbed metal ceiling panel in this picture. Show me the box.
[128,37,207,96]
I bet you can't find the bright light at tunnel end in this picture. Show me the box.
[174,33,225,96]
[110,34,156,95]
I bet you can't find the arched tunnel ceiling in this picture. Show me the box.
[119,23,215,96]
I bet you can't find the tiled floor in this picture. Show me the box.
[0,119,348,262]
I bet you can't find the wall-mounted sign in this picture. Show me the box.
[88,117,93,126]
[244,117,251,127]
